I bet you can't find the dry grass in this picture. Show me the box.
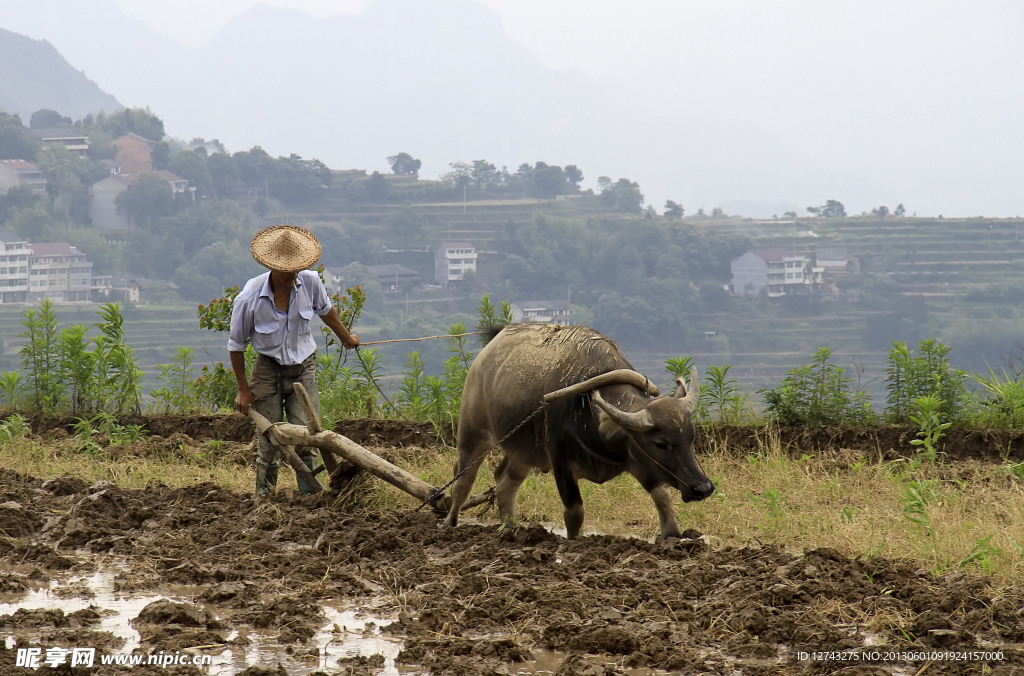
[4,427,1024,581]
[0,435,252,494]
[384,435,1024,581]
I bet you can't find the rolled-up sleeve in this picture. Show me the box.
[227,292,253,352]
[304,271,332,315]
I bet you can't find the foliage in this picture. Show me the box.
[423,322,475,442]
[701,365,750,424]
[387,152,422,176]
[0,372,22,409]
[761,347,873,427]
[908,395,951,463]
[475,293,512,338]
[969,364,1024,428]
[0,414,29,444]
[806,199,846,217]
[884,339,966,423]
[18,298,62,411]
[151,347,198,413]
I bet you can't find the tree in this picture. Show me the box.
[387,152,422,176]
[207,152,239,198]
[470,159,497,188]
[564,164,583,189]
[872,205,890,218]
[807,199,846,218]
[529,162,568,199]
[0,112,40,160]
[600,178,644,213]
[894,203,906,217]
[664,200,684,219]
[29,109,72,129]
[114,174,174,228]
[440,161,472,188]
[168,150,212,194]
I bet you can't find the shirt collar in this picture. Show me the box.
[257,271,304,299]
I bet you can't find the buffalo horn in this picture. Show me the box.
[591,390,655,432]
[673,367,700,412]
[542,369,660,403]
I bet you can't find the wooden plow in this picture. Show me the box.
[245,382,492,513]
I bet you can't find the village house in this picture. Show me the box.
[510,300,571,324]
[0,159,47,194]
[111,133,155,174]
[434,242,477,287]
[0,231,30,304]
[730,248,820,297]
[89,170,190,230]
[29,128,91,157]
[368,264,421,292]
[27,242,94,303]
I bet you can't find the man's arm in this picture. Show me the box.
[230,350,254,414]
[320,307,360,349]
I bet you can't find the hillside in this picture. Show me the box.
[0,28,120,121]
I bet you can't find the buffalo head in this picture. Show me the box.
[591,368,715,503]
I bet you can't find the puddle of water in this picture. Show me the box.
[0,570,163,653]
[1,567,408,676]
[2,561,678,675]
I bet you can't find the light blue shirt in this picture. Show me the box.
[227,270,332,365]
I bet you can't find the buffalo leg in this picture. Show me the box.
[493,455,531,522]
[445,432,493,528]
[552,466,585,538]
[648,484,683,540]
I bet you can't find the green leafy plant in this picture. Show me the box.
[909,394,951,463]
[91,303,144,414]
[702,364,749,424]
[885,339,966,423]
[0,414,29,444]
[397,352,429,420]
[151,346,198,413]
[19,298,62,411]
[0,372,22,409]
[971,363,1024,428]
[476,293,512,338]
[761,347,873,427]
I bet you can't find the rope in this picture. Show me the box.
[359,331,487,347]
[415,402,547,512]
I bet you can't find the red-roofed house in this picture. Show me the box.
[112,133,155,174]
[0,159,47,194]
[27,242,94,302]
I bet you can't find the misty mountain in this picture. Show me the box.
[0,27,120,121]
[0,0,888,214]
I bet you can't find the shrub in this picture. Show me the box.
[762,347,873,427]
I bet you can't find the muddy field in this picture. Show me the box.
[2,416,1023,675]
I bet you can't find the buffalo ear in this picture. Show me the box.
[673,367,700,413]
[592,390,655,432]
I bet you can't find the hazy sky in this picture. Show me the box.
[87,1,1024,216]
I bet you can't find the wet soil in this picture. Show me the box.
[2,416,1023,675]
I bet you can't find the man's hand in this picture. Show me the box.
[236,389,255,415]
[341,333,360,350]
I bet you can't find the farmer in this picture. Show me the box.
[228,225,360,495]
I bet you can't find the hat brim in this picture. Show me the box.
[250,225,322,272]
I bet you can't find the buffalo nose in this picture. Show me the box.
[694,480,715,500]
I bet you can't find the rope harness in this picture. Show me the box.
[414,401,548,512]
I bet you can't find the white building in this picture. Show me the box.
[434,241,477,287]
[0,232,30,303]
[731,248,818,297]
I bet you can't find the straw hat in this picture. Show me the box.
[250,225,322,272]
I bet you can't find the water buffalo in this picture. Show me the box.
[445,323,715,540]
